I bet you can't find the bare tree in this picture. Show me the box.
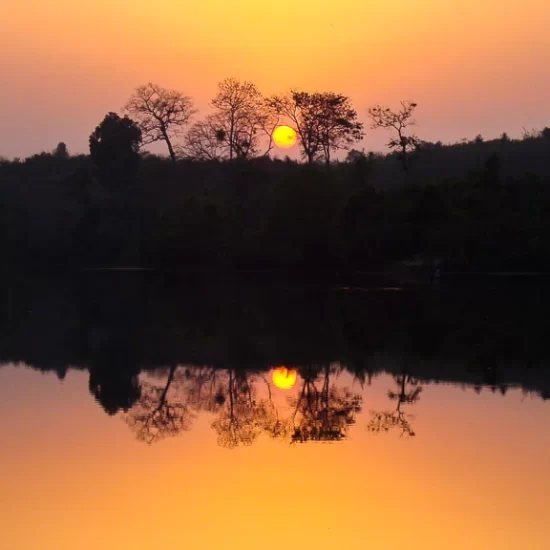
[125,365,194,444]
[183,115,227,161]
[181,366,227,412]
[289,364,362,442]
[202,78,278,160]
[211,369,262,448]
[268,91,363,165]
[368,373,423,437]
[368,101,420,172]
[124,83,197,162]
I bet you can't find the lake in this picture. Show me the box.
[1,273,549,549]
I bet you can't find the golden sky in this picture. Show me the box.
[1,366,549,549]
[1,0,549,157]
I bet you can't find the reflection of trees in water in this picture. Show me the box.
[368,373,422,437]
[211,370,261,448]
[290,364,362,443]
[88,366,141,416]
[124,364,441,447]
[211,370,293,449]
[125,365,292,447]
[125,364,363,447]
[125,365,194,444]
[180,366,227,413]
[258,374,293,440]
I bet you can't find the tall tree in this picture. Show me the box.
[368,101,420,173]
[89,112,142,187]
[211,369,262,448]
[290,365,362,442]
[184,115,227,161]
[268,91,363,164]
[194,78,277,160]
[368,373,422,437]
[125,365,194,444]
[124,83,197,162]
[52,142,69,159]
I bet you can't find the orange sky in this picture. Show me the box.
[1,365,549,549]
[1,0,549,158]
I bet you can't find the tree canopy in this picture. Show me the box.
[268,91,363,164]
[185,78,278,160]
[368,101,420,172]
[89,112,142,187]
[124,83,197,162]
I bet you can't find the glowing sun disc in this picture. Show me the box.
[272,366,298,390]
[273,126,297,149]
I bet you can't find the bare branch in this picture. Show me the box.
[124,83,197,162]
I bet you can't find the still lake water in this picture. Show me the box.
[1,274,549,549]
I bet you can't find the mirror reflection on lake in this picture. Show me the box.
[1,273,549,549]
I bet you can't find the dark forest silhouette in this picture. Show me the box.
[0,273,549,447]
[1,78,550,272]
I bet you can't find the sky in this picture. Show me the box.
[1,0,549,159]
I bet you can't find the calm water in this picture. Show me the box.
[1,274,549,549]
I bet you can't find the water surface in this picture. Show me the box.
[1,274,549,549]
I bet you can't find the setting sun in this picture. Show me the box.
[272,126,297,149]
[272,366,297,390]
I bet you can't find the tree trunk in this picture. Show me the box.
[166,139,176,163]
[229,114,235,161]
[161,127,176,163]
[324,145,331,166]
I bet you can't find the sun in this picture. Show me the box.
[273,125,297,149]
[272,366,298,390]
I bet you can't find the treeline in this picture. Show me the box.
[1,148,550,270]
[1,274,549,415]
[0,78,549,271]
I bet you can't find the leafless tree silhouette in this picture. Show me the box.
[290,365,362,442]
[211,369,262,448]
[124,83,197,162]
[368,101,420,173]
[368,372,423,437]
[185,78,278,161]
[125,365,194,444]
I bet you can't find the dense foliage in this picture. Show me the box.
[1,129,549,271]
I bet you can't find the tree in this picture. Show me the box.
[89,112,142,187]
[185,78,277,161]
[124,83,197,162]
[125,365,194,444]
[318,94,364,165]
[52,142,69,159]
[269,91,363,164]
[211,369,262,448]
[184,115,227,160]
[368,373,422,437]
[88,365,141,416]
[290,365,362,442]
[368,101,420,173]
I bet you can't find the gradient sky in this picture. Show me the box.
[1,0,549,158]
[1,365,549,549]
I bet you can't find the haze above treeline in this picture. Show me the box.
[2,0,549,158]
